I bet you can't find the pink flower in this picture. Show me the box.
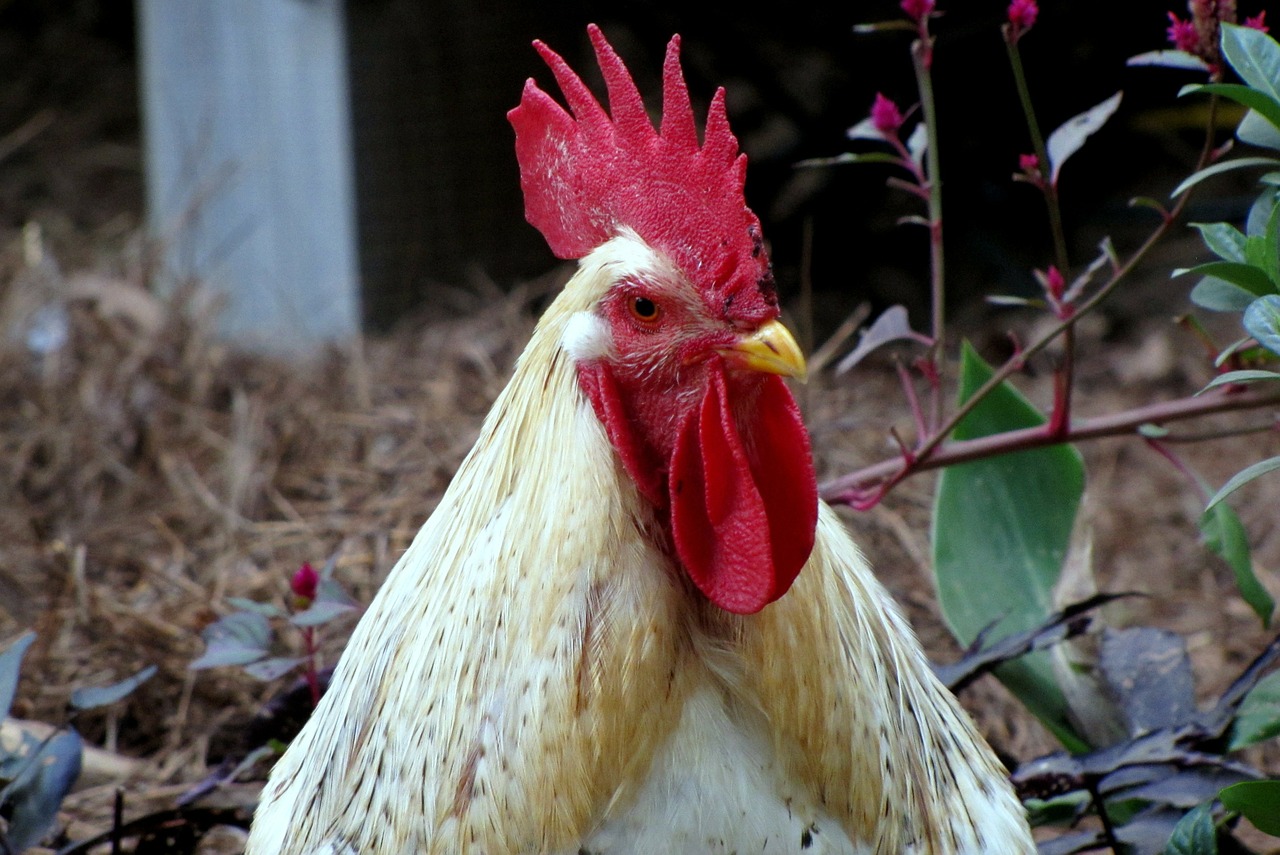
[870,93,904,137]
[1245,10,1268,31]
[1008,0,1039,32]
[1167,12,1201,53]
[900,0,935,23]
[291,562,319,603]
[1018,153,1040,174]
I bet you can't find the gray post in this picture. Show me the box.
[137,0,360,352]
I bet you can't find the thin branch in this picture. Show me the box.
[912,35,946,369]
[1145,438,1212,505]
[821,385,1280,501]
[1005,31,1071,277]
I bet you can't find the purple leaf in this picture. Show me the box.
[0,728,82,852]
[1126,50,1211,71]
[0,631,36,717]
[1099,627,1195,735]
[291,576,360,627]
[1047,92,1123,185]
[835,305,922,374]
[242,656,307,681]
[70,665,158,710]
[190,611,272,670]
[906,123,928,168]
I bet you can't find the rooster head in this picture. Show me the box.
[508,25,818,615]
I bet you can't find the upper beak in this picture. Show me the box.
[719,319,808,383]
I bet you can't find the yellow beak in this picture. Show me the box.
[719,319,808,383]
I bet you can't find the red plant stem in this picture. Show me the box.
[820,385,1280,502]
[303,626,321,707]
[1048,326,1075,439]
[912,35,945,370]
[897,360,928,440]
[1144,438,1212,504]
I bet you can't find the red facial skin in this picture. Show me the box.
[576,272,818,615]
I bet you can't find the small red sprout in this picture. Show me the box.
[1166,12,1201,53]
[1007,0,1039,40]
[900,0,936,23]
[871,93,905,137]
[291,562,319,605]
[1044,266,1065,302]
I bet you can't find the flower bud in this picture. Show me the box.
[871,93,905,137]
[291,562,319,603]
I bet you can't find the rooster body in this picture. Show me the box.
[246,28,1035,855]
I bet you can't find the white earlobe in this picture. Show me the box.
[562,311,613,363]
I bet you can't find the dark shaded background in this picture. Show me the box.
[0,0,1247,336]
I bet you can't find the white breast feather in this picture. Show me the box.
[245,232,1035,855]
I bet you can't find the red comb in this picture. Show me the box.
[508,25,776,320]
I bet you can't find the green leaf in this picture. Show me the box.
[1244,201,1280,287]
[1200,503,1274,627]
[1199,369,1280,393]
[1191,222,1248,262]
[1220,24,1280,106]
[1171,157,1280,197]
[933,342,1086,750]
[1190,277,1260,312]
[70,665,157,710]
[1215,337,1260,366]
[0,631,36,718]
[1245,294,1280,355]
[1175,261,1277,296]
[1219,780,1280,835]
[1162,801,1218,855]
[1247,187,1278,236]
[1241,110,1280,151]
[1230,669,1280,749]
[1181,82,1280,139]
[1206,455,1280,510]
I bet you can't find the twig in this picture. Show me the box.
[821,385,1280,501]
[0,109,56,166]
[911,31,947,389]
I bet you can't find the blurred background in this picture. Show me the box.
[0,0,1228,350]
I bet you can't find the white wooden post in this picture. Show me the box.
[137,0,360,352]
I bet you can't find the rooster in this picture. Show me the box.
[245,26,1035,855]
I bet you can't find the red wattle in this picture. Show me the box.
[669,367,818,614]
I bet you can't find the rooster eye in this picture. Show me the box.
[629,296,660,322]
